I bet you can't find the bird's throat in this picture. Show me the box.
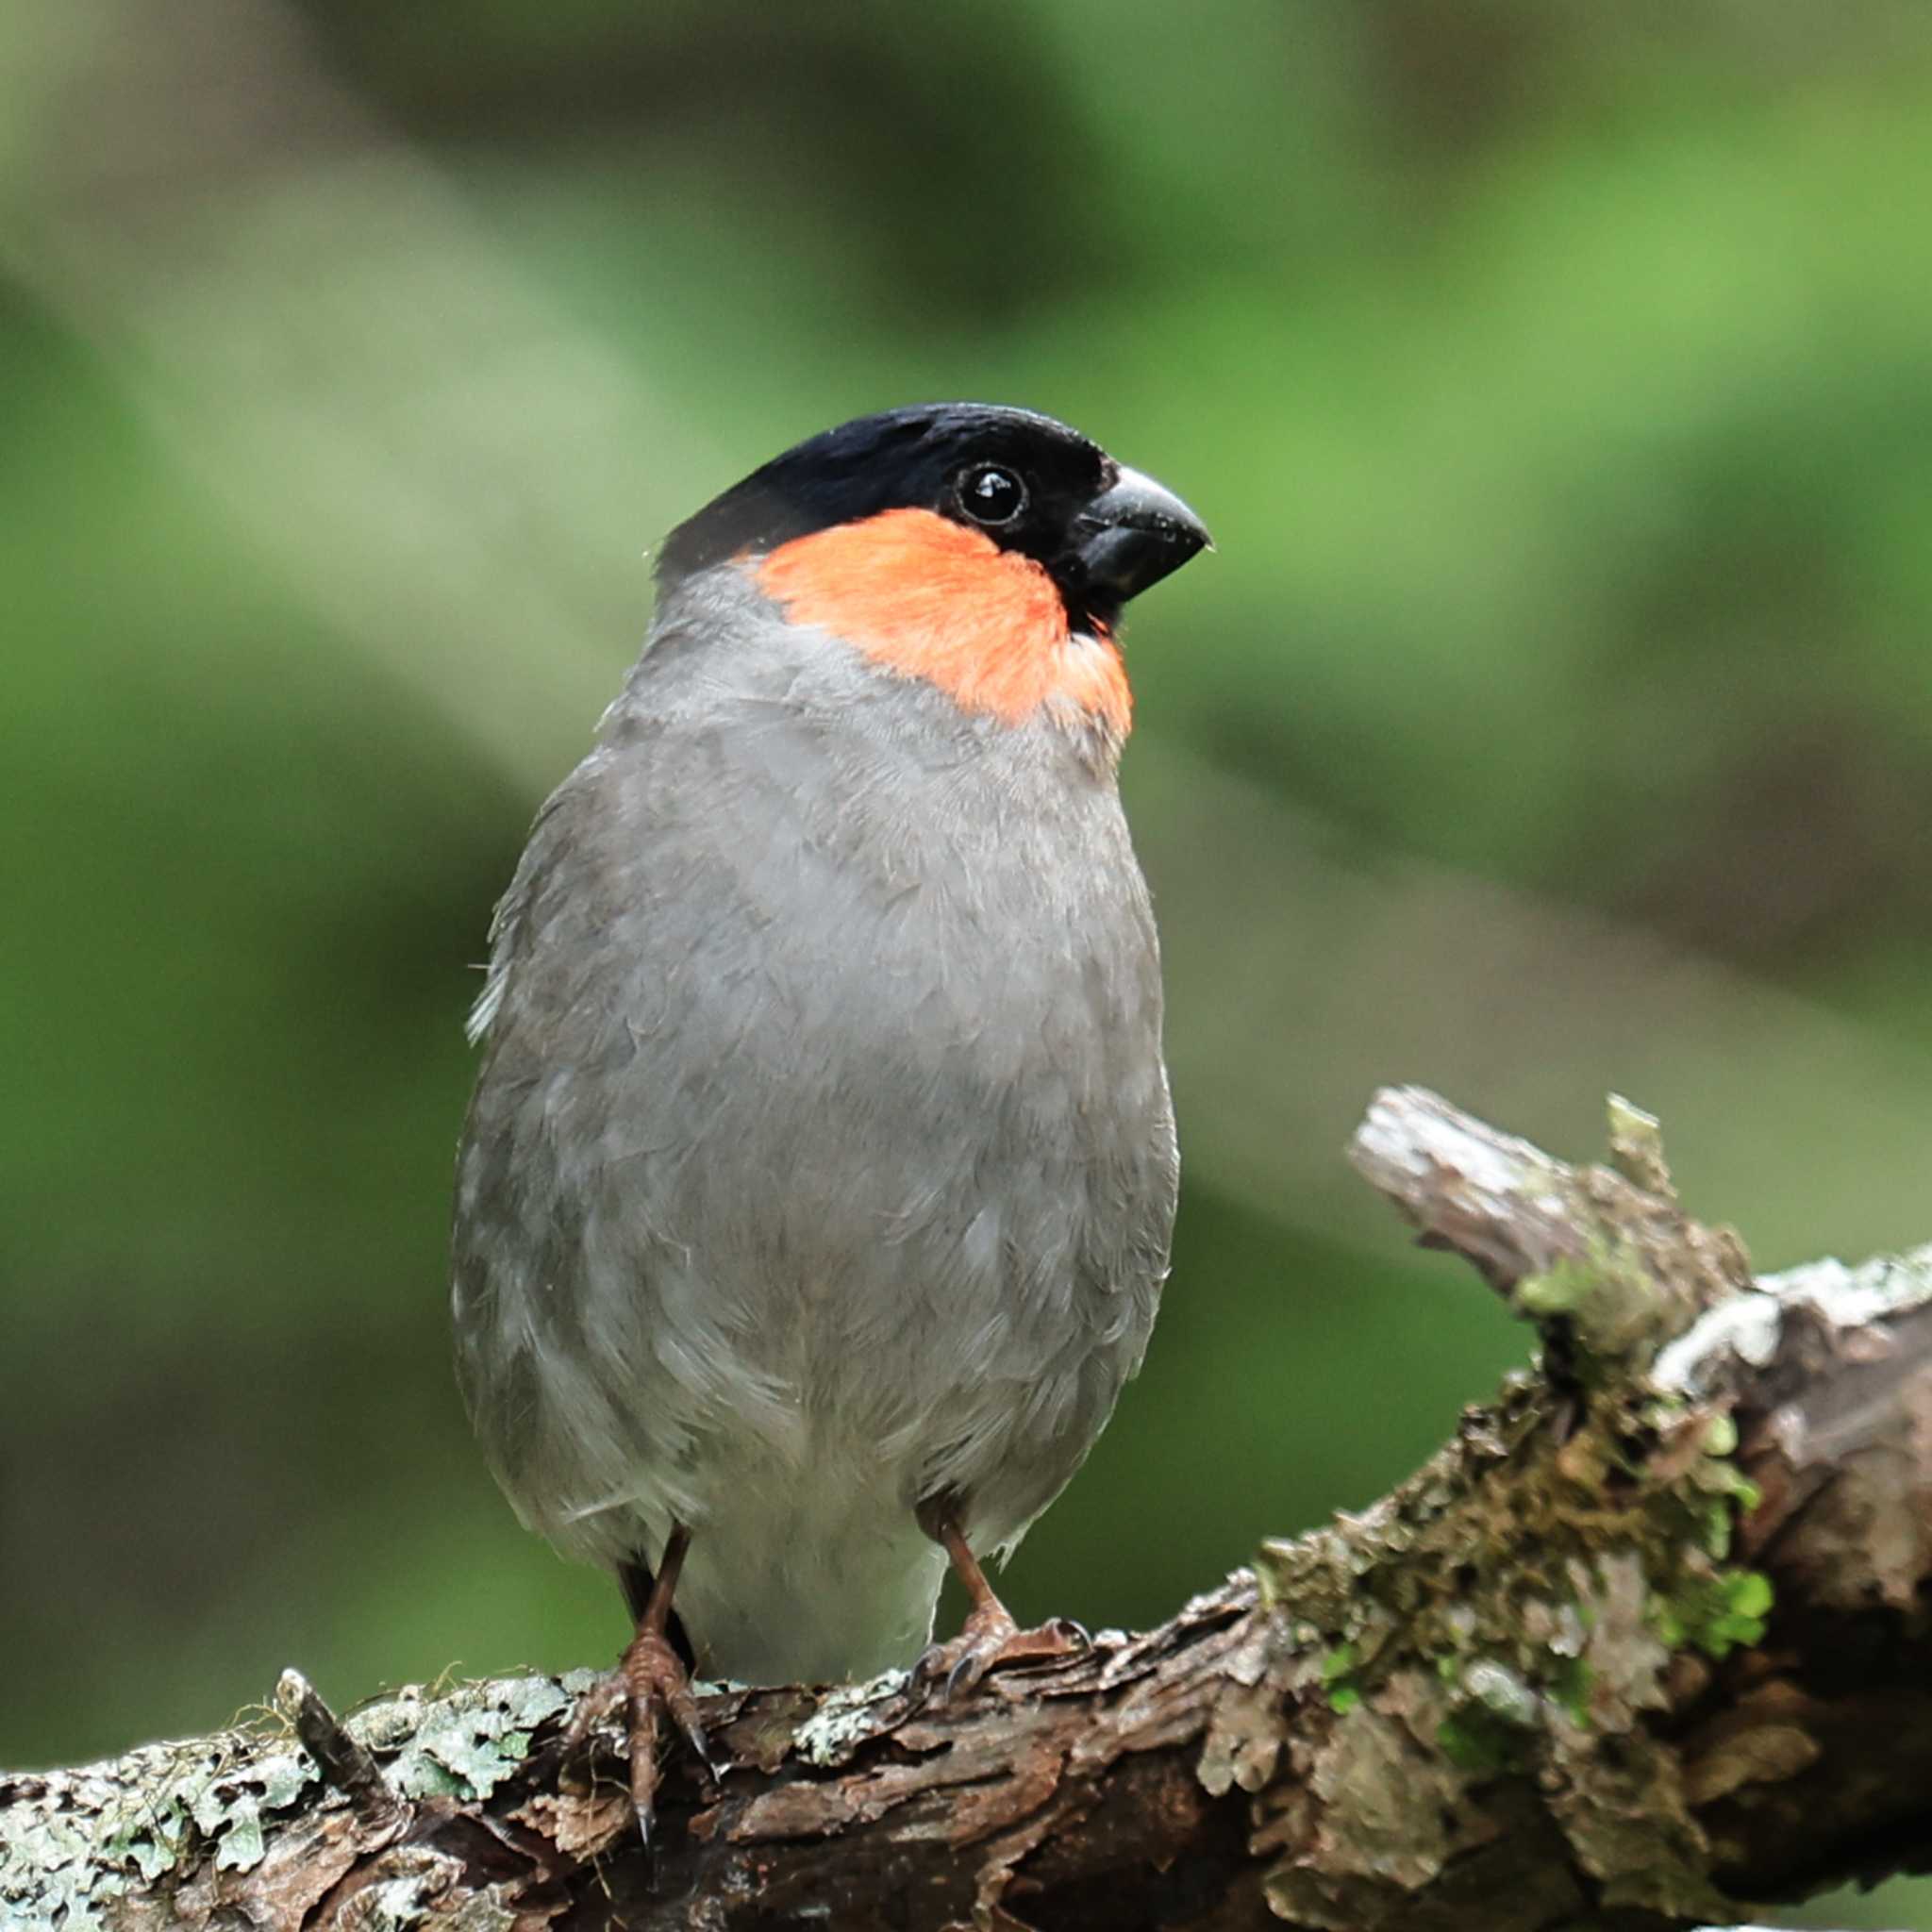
[757,508,1132,740]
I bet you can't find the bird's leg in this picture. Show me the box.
[563,1522,715,1848]
[912,1494,1089,1700]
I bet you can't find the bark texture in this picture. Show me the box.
[6,1088,1931,1931]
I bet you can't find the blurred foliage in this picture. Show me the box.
[4,3,1931,1922]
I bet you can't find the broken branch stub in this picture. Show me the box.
[1347,1084,1756,1370]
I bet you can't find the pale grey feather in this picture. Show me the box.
[451,561,1176,1683]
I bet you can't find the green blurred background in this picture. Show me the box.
[6,3,1931,1922]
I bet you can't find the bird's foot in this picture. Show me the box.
[914,1601,1091,1702]
[563,1627,717,1850]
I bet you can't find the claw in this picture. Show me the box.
[944,1646,983,1704]
[621,1627,714,1847]
[916,1605,1091,1703]
[563,1523,715,1855]
[675,1707,721,1784]
[560,1668,628,1768]
[914,1493,1091,1704]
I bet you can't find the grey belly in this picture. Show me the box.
[451,737,1173,1681]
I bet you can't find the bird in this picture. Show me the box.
[450,402,1208,1835]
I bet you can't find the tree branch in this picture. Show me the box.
[8,1089,1931,1930]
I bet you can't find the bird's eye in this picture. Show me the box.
[958,463,1027,526]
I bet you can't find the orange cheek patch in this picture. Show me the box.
[757,508,1131,739]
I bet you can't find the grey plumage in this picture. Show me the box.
[452,561,1177,1685]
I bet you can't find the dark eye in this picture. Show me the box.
[958,463,1027,526]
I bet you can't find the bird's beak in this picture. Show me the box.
[1069,465,1212,607]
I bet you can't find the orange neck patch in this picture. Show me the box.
[757,508,1131,739]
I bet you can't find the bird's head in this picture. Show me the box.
[656,404,1209,745]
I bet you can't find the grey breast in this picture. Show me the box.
[450,562,1178,1571]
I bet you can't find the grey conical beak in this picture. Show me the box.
[1070,465,1212,607]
